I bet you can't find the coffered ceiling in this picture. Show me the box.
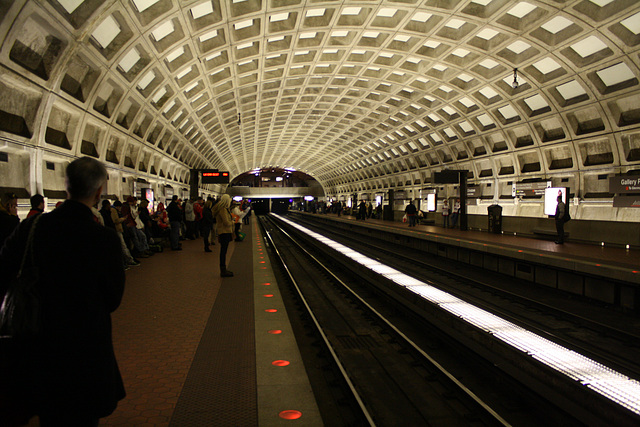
[0,0,639,192]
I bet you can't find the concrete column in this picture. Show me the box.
[29,148,43,197]
[189,169,199,200]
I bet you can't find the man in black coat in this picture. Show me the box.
[167,195,182,250]
[554,193,566,244]
[405,200,418,227]
[0,157,126,425]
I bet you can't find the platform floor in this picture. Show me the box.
[92,219,320,426]
[314,212,640,274]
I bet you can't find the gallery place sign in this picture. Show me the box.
[609,175,640,193]
[610,175,640,207]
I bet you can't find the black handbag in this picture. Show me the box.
[0,213,42,338]
[0,214,42,426]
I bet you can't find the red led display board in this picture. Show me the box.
[201,170,230,184]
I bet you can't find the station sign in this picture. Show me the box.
[467,187,480,198]
[394,190,407,200]
[512,181,550,197]
[201,170,230,184]
[609,175,640,194]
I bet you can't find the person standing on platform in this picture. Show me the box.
[212,194,234,277]
[193,197,204,239]
[167,195,182,251]
[358,200,367,221]
[184,198,195,240]
[336,200,342,217]
[242,200,251,225]
[231,200,250,241]
[27,194,45,218]
[201,198,214,252]
[555,193,566,245]
[0,157,126,426]
[450,199,461,228]
[0,192,19,248]
[442,199,450,228]
[405,200,417,227]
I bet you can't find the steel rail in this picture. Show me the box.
[259,217,377,427]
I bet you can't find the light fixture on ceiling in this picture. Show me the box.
[237,113,241,125]
[512,68,519,89]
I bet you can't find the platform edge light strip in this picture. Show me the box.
[273,214,640,416]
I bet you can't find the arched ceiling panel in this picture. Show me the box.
[0,0,638,190]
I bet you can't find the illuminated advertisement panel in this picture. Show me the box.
[544,187,568,216]
[426,193,437,212]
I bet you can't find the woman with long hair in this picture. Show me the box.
[211,194,234,277]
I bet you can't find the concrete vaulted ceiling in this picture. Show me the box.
[0,0,639,194]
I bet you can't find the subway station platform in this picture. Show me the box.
[290,210,640,310]
[55,211,638,427]
[92,219,321,426]
[299,211,640,277]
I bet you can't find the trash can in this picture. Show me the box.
[487,204,502,234]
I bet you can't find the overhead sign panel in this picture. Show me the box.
[512,181,550,197]
[433,170,460,184]
[609,175,640,193]
[201,170,230,184]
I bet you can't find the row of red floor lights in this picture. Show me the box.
[254,228,304,422]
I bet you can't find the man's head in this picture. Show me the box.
[127,196,137,205]
[66,157,108,205]
[30,194,45,210]
[172,195,178,202]
[1,192,18,216]
[102,199,111,209]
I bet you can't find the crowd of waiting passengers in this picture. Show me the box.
[0,191,252,272]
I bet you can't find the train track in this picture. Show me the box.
[258,214,583,426]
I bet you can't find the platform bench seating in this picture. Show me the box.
[532,228,569,240]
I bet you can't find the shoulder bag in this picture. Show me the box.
[0,214,42,426]
[0,213,43,338]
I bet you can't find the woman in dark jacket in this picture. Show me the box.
[201,199,215,252]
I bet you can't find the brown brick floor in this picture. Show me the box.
[102,236,234,426]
